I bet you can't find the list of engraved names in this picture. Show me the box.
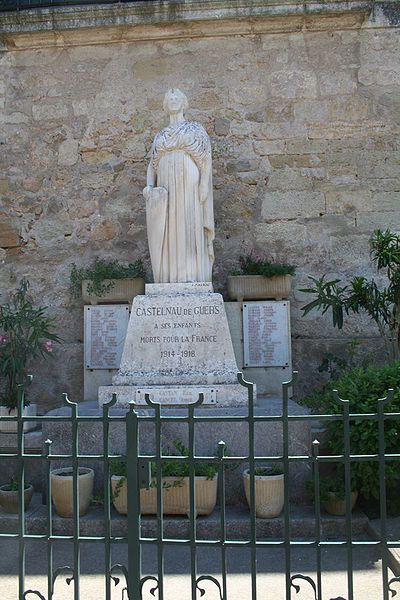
[243,302,290,367]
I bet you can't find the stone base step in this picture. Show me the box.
[0,493,369,540]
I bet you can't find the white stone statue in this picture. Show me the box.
[143,88,214,283]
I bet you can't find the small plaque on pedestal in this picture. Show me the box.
[136,387,217,405]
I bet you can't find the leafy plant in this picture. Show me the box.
[110,440,222,499]
[230,253,295,278]
[90,494,104,507]
[9,477,19,492]
[300,229,400,361]
[305,469,357,504]
[299,361,400,508]
[317,340,368,380]
[3,477,31,492]
[0,279,61,409]
[70,258,146,298]
[156,439,220,480]
[251,464,283,476]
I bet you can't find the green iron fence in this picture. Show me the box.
[0,372,400,599]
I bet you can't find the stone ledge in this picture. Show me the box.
[0,493,370,539]
[0,0,375,51]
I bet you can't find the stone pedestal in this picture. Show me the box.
[99,283,249,407]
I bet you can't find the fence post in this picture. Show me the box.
[126,403,141,600]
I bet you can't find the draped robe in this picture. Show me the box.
[146,120,215,283]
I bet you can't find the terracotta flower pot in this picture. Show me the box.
[82,278,145,305]
[0,404,37,433]
[0,484,34,513]
[243,469,284,518]
[111,475,218,517]
[51,467,94,518]
[323,491,358,516]
[227,275,292,302]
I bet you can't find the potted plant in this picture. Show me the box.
[243,464,284,518]
[50,466,95,518]
[111,440,219,517]
[0,278,61,433]
[228,254,295,301]
[70,258,146,305]
[305,471,358,517]
[0,477,34,513]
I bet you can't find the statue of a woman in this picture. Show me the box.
[143,89,214,283]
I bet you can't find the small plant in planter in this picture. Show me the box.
[243,463,285,518]
[110,440,220,517]
[70,258,146,304]
[228,254,296,301]
[305,470,358,517]
[0,477,34,513]
[0,278,61,433]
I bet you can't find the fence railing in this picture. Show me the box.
[0,372,399,599]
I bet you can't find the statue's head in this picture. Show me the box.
[163,88,188,115]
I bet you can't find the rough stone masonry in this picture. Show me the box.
[0,1,399,410]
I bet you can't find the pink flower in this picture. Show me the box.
[0,335,8,344]
[44,340,53,353]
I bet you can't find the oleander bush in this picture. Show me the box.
[301,229,400,361]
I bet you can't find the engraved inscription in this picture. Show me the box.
[85,305,130,370]
[116,293,238,383]
[243,302,290,368]
[136,387,217,405]
[130,301,221,366]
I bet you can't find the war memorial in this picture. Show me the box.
[0,1,400,598]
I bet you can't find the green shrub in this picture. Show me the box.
[230,254,295,278]
[300,361,400,506]
[70,258,146,298]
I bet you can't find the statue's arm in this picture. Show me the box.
[143,161,156,200]
[199,153,212,204]
[146,161,156,187]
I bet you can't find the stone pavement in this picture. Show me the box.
[368,517,400,580]
[0,537,390,599]
[1,496,399,599]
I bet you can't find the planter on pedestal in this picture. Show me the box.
[51,467,94,517]
[82,278,145,305]
[228,275,292,302]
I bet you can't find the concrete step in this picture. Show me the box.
[0,493,369,540]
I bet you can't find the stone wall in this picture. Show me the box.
[0,1,399,410]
